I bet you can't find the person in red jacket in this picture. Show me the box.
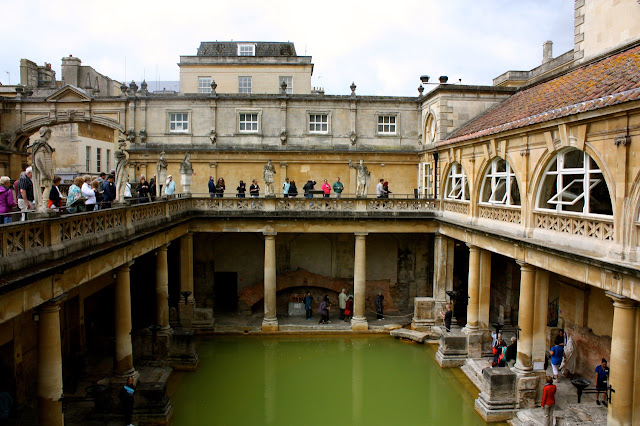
[541,375,556,426]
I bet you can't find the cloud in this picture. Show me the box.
[0,0,575,96]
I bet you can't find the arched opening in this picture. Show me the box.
[479,157,521,206]
[444,162,470,201]
[536,149,613,216]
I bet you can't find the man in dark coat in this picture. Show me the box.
[375,292,384,320]
[208,176,216,197]
[102,175,116,208]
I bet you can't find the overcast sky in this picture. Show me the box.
[1,0,575,96]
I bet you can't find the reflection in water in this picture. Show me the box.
[170,336,485,425]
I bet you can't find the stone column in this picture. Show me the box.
[532,270,549,372]
[115,262,135,377]
[513,262,538,409]
[352,233,368,331]
[433,233,448,302]
[465,244,480,330]
[37,296,66,426]
[478,250,491,330]
[156,244,170,332]
[514,262,536,373]
[179,233,195,328]
[262,232,278,331]
[605,292,637,426]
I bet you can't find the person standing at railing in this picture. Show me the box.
[17,167,35,221]
[383,181,391,198]
[236,180,246,198]
[136,176,150,204]
[322,179,331,198]
[164,175,175,196]
[332,177,343,198]
[0,176,16,224]
[250,179,260,197]
[208,176,216,198]
[48,176,65,212]
[103,175,116,208]
[216,178,225,198]
[303,180,316,198]
[66,176,84,213]
[282,177,290,198]
[82,175,97,211]
[91,180,103,209]
[288,180,298,197]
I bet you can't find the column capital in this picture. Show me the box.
[466,243,478,251]
[516,261,535,272]
[157,243,169,253]
[181,232,193,240]
[605,291,638,309]
[209,162,218,168]
[263,231,277,237]
[279,162,288,168]
[354,232,368,238]
[40,294,68,313]
[117,260,135,273]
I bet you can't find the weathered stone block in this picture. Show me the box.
[170,329,199,370]
[516,374,539,409]
[474,367,517,422]
[411,297,436,330]
[435,333,467,368]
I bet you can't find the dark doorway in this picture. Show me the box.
[452,241,470,326]
[214,272,238,312]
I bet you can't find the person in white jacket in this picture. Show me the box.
[81,175,97,211]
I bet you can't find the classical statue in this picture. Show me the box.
[115,136,129,203]
[263,160,276,197]
[31,126,54,212]
[349,159,371,197]
[156,151,168,198]
[179,152,193,175]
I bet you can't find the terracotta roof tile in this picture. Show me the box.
[443,46,640,145]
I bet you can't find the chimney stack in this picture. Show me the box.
[542,41,553,64]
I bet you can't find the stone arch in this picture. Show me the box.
[623,169,640,248]
[441,161,470,201]
[290,233,332,277]
[529,145,616,222]
[474,155,523,207]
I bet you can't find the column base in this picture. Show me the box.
[178,300,195,329]
[114,367,138,380]
[474,368,517,422]
[262,318,279,332]
[512,369,538,409]
[435,332,468,368]
[462,327,492,358]
[351,316,368,331]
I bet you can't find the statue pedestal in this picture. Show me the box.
[181,174,192,195]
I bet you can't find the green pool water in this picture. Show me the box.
[170,335,486,425]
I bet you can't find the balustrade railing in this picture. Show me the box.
[442,200,469,215]
[533,212,614,241]
[478,205,522,224]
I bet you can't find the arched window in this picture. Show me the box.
[536,149,613,216]
[444,162,469,201]
[480,158,520,206]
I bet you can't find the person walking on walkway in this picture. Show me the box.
[344,296,353,322]
[595,358,609,406]
[318,295,329,324]
[541,375,556,426]
[119,376,136,426]
[375,292,384,320]
[304,292,313,320]
[338,289,347,320]
[550,341,564,382]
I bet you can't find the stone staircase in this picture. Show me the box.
[460,357,492,392]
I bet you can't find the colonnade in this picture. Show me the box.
[34,233,195,425]
[261,231,370,332]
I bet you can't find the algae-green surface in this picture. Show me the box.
[171,335,486,425]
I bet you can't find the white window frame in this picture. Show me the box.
[237,109,261,134]
[279,76,293,94]
[198,77,212,93]
[238,44,255,56]
[96,148,101,173]
[535,150,612,217]
[308,113,329,134]
[444,162,469,201]
[377,115,397,135]
[479,157,520,207]
[419,162,432,198]
[169,112,189,133]
[238,76,252,94]
[85,146,91,172]
[425,113,437,143]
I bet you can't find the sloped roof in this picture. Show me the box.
[197,42,297,57]
[443,45,640,145]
